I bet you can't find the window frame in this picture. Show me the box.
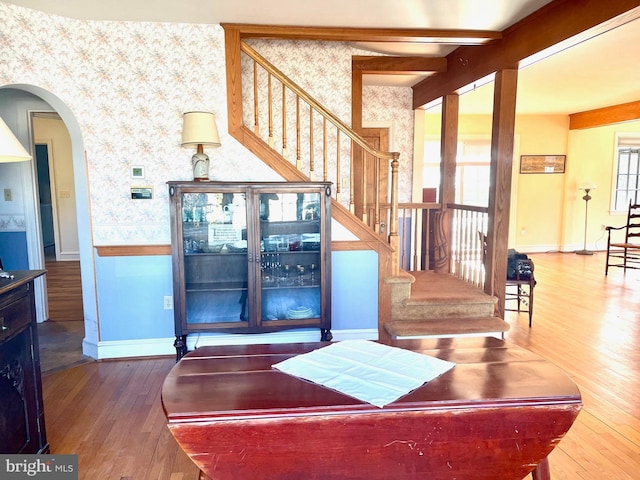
[423,135,492,206]
[611,133,640,213]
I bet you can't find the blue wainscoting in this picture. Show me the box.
[93,249,379,357]
[0,231,29,270]
[94,254,175,341]
[330,250,378,331]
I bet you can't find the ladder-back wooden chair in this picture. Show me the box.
[479,233,536,327]
[605,202,640,275]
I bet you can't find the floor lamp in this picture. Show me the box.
[576,183,595,255]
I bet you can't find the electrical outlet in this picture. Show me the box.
[163,295,173,310]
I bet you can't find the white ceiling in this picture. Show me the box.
[4,0,640,116]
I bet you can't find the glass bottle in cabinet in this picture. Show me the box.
[168,181,332,359]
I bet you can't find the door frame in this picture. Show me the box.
[360,120,395,231]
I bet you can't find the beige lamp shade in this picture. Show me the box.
[0,116,32,163]
[181,111,221,148]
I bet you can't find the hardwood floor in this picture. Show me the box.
[505,252,640,480]
[45,259,84,321]
[40,252,640,479]
[38,260,89,374]
[42,357,199,480]
[38,321,93,374]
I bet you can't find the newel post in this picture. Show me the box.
[389,153,400,275]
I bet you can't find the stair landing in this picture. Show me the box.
[407,270,490,304]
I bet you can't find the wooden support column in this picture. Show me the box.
[435,93,459,273]
[485,69,518,317]
[440,94,458,207]
[351,66,363,132]
[351,65,364,217]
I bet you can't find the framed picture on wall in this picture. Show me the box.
[520,155,566,174]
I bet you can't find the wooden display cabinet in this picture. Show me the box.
[168,181,332,359]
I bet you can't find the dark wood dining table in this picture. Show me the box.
[161,337,581,480]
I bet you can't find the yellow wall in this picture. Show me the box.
[424,112,640,252]
[514,115,568,251]
[33,116,79,258]
[566,121,640,251]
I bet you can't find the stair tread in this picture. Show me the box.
[385,317,509,337]
[407,270,493,303]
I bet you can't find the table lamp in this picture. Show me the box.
[0,116,32,163]
[181,111,221,181]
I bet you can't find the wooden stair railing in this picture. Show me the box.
[447,203,489,288]
[224,36,402,275]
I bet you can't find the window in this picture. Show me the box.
[423,138,491,206]
[613,136,640,211]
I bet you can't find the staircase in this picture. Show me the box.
[222,27,509,340]
[384,270,509,339]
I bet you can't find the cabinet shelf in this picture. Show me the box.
[169,181,333,360]
[261,284,320,290]
[186,281,247,292]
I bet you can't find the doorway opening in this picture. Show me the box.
[35,143,55,260]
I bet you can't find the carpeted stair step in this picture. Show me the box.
[395,297,497,320]
[385,316,509,339]
[388,270,498,320]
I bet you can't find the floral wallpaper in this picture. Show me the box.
[0,2,414,244]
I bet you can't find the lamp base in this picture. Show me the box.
[575,249,594,256]
[192,152,210,181]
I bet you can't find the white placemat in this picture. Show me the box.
[272,339,455,408]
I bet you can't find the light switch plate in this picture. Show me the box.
[3,188,12,201]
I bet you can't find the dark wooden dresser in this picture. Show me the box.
[0,270,49,454]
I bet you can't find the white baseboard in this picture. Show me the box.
[58,252,80,261]
[517,244,606,254]
[514,244,561,253]
[95,328,379,359]
[82,337,99,359]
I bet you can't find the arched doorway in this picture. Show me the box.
[0,84,98,359]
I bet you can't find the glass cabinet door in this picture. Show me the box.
[181,191,249,324]
[258,191,322,324]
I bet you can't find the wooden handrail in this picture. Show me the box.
[241,42,399,164]
[446,203,489,213]
[240,41,403,275]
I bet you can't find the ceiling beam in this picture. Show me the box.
[412,0,640,109]
[569,100,640,130]
[353,56,446,75]
[221,23,501,45]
